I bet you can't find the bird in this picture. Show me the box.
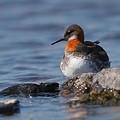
[51,24,110,78]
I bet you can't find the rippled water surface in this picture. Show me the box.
[0,0,120,120]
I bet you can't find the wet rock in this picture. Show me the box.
[60,73,96,96]
[60,68,120,106]
[0,99,19,115]
[60,79,76,97]
[0,82,59,97]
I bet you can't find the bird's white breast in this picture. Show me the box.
[60,55,97,78]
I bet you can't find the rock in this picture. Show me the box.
[0,99,19,115]
[61,68,120,94]
[0,82,59,96]
[60,68,120,106]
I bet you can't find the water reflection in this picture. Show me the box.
[67,105,88,120]
[66,102,120,120]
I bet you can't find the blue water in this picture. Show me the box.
[0,0,120,119]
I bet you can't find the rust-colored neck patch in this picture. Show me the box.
[65,39,81,52]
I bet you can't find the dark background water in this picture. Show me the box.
[0,0,120,120]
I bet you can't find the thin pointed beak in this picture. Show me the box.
[51,38,66,45]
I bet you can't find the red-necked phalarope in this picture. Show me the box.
[51,24,110,78]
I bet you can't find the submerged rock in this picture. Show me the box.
[0,83,59,115]
[0,99,19,115]
[0,82,59,97]
[60,68,120,106]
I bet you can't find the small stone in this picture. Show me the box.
[0,99,19,115]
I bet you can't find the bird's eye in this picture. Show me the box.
[67,30,75,34]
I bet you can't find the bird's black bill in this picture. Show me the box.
[51,38,66,45]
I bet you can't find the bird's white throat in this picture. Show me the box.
[68,35,77,41]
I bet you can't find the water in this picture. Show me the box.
[0,0,120,119]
